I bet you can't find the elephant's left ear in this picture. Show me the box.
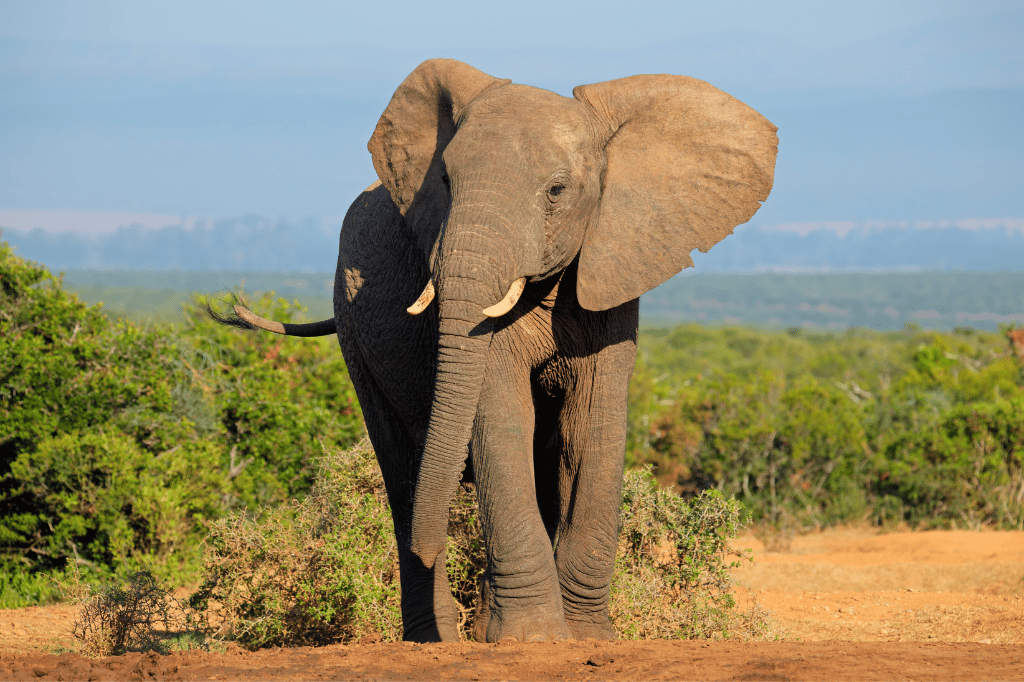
[573,75,778,311]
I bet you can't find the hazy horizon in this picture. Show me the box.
[3,211,1024,240]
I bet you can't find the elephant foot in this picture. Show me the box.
[566,615,617,641]
[484,605,572,643]
[402,599,460,643]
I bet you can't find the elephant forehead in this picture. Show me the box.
[453,88,592,163]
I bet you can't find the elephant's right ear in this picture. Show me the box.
[368,60,511,234]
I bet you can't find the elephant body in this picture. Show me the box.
[335,181,637,641]
[223,59,777,643]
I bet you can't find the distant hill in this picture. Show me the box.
[6,219,1022,332]
[1,217,343,272]
[691,222,1024,272]
[4,220,1022,274]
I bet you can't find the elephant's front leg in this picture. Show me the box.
[472,361,571,643]
[554,335,637,641]
[394,535,460,641]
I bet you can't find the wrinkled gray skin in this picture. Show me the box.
[224,59,777,643]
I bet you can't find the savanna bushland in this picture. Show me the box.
[2,241,1022,650]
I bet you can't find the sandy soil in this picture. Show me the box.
[1,528,1022,681]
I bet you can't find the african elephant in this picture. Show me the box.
[220,59,777,643]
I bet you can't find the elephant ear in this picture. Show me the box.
[573,75,778,311]
[368,59,511,237]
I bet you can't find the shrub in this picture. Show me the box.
[6,430,232,581]
[191,443,772,647]
[445,483,488,636]
[185,293,364,505]
[0,567,64,609]
[58,568,198,657]
[635,324,1024,530]
[611,468,777,640]
[188,440,403,648]
[190,439,486,648]
[880,398,1024,528]
[0,242,364,597]
[648,372,869,526]
[1,243,217,582]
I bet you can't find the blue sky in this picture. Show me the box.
[1,0,1021,234]
[2,1,1012,50]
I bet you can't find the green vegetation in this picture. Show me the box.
[3,240,1022,645]
[631,323,1024,529]
[187,443,768,647]
[187,440,480,647]
[611,472,776,640]
[0,242,362,605]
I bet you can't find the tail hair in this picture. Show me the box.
[201,292,256,331]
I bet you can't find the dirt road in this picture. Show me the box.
[2,528,1022,680]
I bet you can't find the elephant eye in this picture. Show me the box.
[547,183,565,199]
[440,171,450,186]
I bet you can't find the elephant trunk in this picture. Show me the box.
[410,293,491,568]
[410,198,540,569]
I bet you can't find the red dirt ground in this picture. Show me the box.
[2,528,1022,681]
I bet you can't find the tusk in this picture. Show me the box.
[482,277,527,318]
[406,279,435,315]
[234,305,285,334]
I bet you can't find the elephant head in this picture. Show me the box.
[368,59,777,569]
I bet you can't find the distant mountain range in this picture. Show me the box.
[4,219,1022,274]
[2,216,343,272]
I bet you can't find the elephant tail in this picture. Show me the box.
[204,300,337,337]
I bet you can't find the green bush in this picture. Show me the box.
[611,469,776,640]
[6,430,231,579]
[188,440,404,648]
[189,443,772,648]
[185,294,364,504]
[0,241,364,596]
[880,398,1024,528]
[633,323,1024,529]
[1,243,208,581]
[0,567,65,609]
[647,372,869,525]
[189,440,487,648]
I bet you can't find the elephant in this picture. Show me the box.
[216,58,777,643]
